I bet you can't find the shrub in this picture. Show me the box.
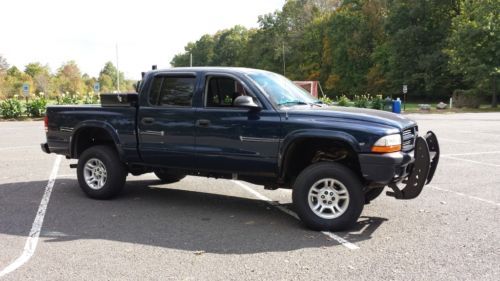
[452,89,481,108]
[353,95,370,108]
[319,95,333,105]
[83,93,99,104]
[371,95,384,110]
[336,95,350,106]
[57,93,80,105]
[26,97,47,117]
[0,98,23,118]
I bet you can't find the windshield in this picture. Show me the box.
[248,72,319,107]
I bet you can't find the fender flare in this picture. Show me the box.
[278,129,360,178]
[70,120,124,159]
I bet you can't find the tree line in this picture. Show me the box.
[171,0,499,107]
[0,58,135,100]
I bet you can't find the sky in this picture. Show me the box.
[1,0,285,80]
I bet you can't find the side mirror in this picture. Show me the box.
[234,96,261,110]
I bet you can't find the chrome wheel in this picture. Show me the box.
[83,158,107,190]
[308,178,350,219]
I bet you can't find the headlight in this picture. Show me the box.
[371,134,401,153]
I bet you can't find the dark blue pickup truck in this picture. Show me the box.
[41,67,439,231]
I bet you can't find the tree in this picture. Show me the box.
[447,0,499,107]
[99,62,124,92]
[0,55,8,74]
[383,0,461,98]
[212,26,250,66]
[56,61,83,95]
[0,55,9,98]
[25,62,51,94]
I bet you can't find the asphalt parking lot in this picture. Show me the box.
[0,113,499,280]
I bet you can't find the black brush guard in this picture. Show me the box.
[387,131,440,199]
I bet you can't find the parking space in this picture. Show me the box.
[0,113,499,280]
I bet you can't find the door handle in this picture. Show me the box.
[196,119,211,127]
[141,117,155,125]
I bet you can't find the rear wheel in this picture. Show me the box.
[292,162,364,231]
[153,169,185,184]
[77,145,127,199]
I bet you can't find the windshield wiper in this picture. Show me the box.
[278,101,309,107]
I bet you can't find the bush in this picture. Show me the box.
[319,95,333,105]
[336,95,350,106]
[83,93,99,104]
[353,95,370,108]
[57,94,80,105]
[452,89,481,108]
[0,98,23,118]
[371,95,384,110]
[26,97,47,117]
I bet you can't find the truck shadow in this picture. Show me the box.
[0,178,387,254]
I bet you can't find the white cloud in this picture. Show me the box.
[1,0,285,80]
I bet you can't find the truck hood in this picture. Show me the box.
[285,105,416,130]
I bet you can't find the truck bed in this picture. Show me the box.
[45,105,139,162]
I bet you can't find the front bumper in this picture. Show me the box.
[359,131,440,199]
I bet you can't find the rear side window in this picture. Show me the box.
[148,76,196,107]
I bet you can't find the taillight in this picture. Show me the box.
[44,116,48,133]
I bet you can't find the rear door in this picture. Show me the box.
[138,73,198,168]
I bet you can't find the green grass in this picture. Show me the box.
[402,102,500,113]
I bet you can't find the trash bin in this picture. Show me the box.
[392,98,401,114]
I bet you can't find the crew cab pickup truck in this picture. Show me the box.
[41,67,439,231]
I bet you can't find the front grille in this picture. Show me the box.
[402,126,418,152]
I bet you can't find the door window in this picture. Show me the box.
[205,76,256,107]
[149,76,196,107]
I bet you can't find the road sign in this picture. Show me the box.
[403,85,408,94]
[22,83,30,96]
[94,82,100,92]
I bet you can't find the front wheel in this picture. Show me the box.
[292,162,364,231]
[153,169,185,184]
[77,145,127,200]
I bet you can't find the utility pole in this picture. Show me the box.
[116,43,120,93]
[282,42,286,76]
[190,53,193,67]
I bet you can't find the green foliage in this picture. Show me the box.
[57,93,80,105]
[319,95,333,105]
[383,0,460,98]
[336,95,350,106]
[353,95,370,108]
[82,93,99,104]
[25,97,47,117]
[370,94,384,110]
[446,0,499,107]
[0,98,23,118]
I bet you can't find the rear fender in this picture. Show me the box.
[70,121,124,160]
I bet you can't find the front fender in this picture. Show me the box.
[278,129,360,178]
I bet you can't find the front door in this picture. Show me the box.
[195,75,281,176]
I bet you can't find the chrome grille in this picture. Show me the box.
[402,126,418,152]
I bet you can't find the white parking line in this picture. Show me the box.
[441,151,500,157]
[429,185,500,207]
[441,155,500,167]
[231,180,359,250]
[0,145,37,151]
[0,155,62,277]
